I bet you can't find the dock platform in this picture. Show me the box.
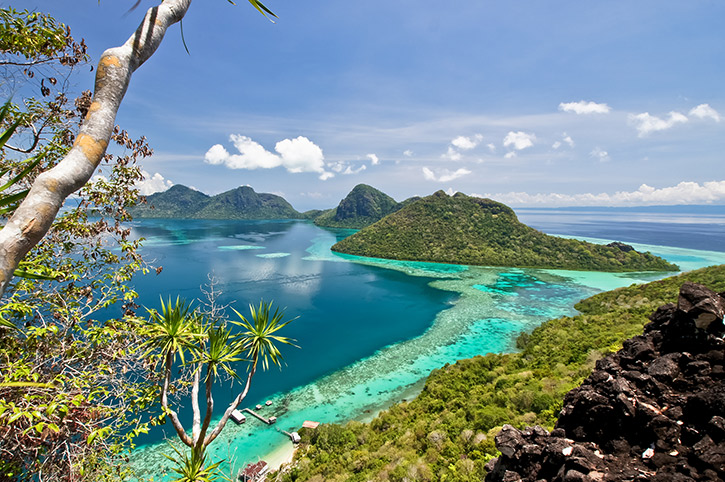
[242,408,276,425]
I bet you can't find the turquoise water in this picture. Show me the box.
[127,217,725,480]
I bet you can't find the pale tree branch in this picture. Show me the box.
[191,363,202,445]
[161,350,193,447]
[196,368,215,453]
[0,0,193,298]
[203,358,257,448]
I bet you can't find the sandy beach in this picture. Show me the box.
[263,442,297,472]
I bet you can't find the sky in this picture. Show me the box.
[16,0,725,210]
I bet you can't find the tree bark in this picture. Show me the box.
[0,0,193,298]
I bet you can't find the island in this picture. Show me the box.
[331,190,679,272]
[130,185,301,220]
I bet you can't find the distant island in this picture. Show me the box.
[332,190,679,272]
[313,184,416,229]
[130,185,300,220]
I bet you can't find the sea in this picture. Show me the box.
[128,206,725,479]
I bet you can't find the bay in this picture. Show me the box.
[128,209,725,479]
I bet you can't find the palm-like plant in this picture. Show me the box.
[232,300,298,372]
[142,297,200,366]
[164,443,222,482]
[142,298,297,479]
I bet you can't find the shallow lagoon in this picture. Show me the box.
[128,213,725,479]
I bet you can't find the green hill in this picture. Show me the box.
[314,184,403,229]
[332,190,678,272]
[130,185,300,220]
[130,185,211,218]
[193,186,299,220]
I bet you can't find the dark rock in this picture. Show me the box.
[485,281,725,482]
[677,282,725,332]
[607,242,634,252]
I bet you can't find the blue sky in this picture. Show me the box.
[20,0,725,210]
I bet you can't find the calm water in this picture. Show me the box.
[128,209,725,479]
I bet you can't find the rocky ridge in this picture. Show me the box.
[484,281,725,482]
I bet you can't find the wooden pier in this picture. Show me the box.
[242,408,276,425]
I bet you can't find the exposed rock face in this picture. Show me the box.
[485,282,725,482]
[607,241,635,253]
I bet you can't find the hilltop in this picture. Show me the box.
[130,185,300,220]
[313,184,406,229]
[332,190,679,272]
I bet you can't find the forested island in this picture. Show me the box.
[130,185,300,219]
[313,184,416,229]
[332,190,679,272]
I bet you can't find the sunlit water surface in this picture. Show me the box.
[128,210,725,479]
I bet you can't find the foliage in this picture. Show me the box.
[131,185,301,220]
[285,265,725,481]
[332,190,679,272]
[314,184,404,229]
[0,9,157,480]
[141,297,296,480]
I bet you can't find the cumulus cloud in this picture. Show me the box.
[367,153,380,165]
[443,146,462,161]
[137,170,174,195]
[628,111,688,137]
[504,151,517,159]
[559,100,611,114]
[552,133,575,150]
[422,167,472,182]
[559,100,612,115]
[330,161,366,175]
[590,147,610,162]
[204,134,332,180]
[475,180,725,206]
[503,131,536,151]
[486,143,496,153]
[451,134,483,150]
[689,103,721,122]
[403,150,413,157]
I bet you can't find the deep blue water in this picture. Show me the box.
[129,220,456,444]
[127,209,725,478]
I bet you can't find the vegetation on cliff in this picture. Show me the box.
[284,265,725,482]
[314,184,404,229]
[332,191,678,272]
[131,185,301,220]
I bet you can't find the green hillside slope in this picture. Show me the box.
[314,184,402,229]
[332,191,678,272]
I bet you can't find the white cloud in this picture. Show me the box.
[442,146,462,161]
[590,147,610,162]
[422,167,471,182]
[367,153,380,165]
[343,164,367,175]
[204,134,332,180]
[137,170,174,195]
[503,131,536,151]
[451,134,483,150]
[689,103,721,122]
[552,134,573,150]
[628,111,688,137]
[558,100,611,114]
[403,150,413,157]
[504,151,517,159]
[486,143,496,153]
[475,180,725,206]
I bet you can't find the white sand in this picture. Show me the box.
[263,442,297,471]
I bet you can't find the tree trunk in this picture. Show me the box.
[0,0,193,298]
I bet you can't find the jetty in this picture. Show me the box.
[242,408,276,425]
[276,428,301,443]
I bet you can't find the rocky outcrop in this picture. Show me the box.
[485,281,725,482]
